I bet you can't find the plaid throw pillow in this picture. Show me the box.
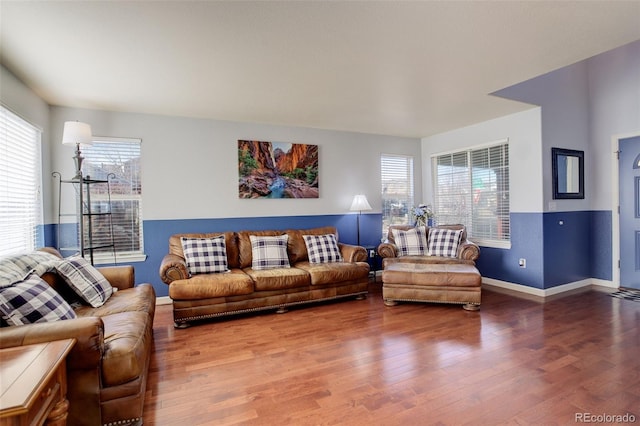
[181,236,229,275]
[303,234,343,264]
[427,228,463,257]
[0,273,77,326]
[391,226,428,256]
[250,235,290,270]
[55,256,113,308]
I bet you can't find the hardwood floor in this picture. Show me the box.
[143,283,640,425]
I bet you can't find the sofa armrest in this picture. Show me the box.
[98,265,135,290]
[377,242,398,259]
[458,239,480,262]
[160,253,189,284]
[0,317,105,369]
[338,243,367,263]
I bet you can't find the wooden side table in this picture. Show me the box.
[0,339,75,426]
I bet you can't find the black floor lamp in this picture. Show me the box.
[350,194,372,246]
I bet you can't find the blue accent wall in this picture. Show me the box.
[42,210,612,296]
[543,211,591,287]
[477,213,544,288]
[590,210,612,281]
[45,213,382,297]
[476,210,612,289]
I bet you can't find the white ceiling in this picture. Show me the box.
[2,1,640,138]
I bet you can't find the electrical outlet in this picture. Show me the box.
[518,258,526,268]
[369,250,376,258]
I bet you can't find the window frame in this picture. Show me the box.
[431,139,510,249]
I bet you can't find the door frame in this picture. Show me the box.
[612,131,640,288]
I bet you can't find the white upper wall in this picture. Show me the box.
[421,108,543,213]
[48,106,421,223]
[588,40,640,210]
[491,60,591,212]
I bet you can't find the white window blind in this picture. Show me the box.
[0,106,42,256]
[82,137,143,261]
[381,154,414,239]
[433,141,510,244]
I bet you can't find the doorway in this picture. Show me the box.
[618,135,640,289]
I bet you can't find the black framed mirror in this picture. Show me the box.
[552,147,584,199]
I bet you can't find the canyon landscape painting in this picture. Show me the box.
[238,140,319,199]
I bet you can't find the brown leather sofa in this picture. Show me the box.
[160,226,370,328]
[0,248,156,426]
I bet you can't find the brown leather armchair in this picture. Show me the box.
[378,224,480,265]
[0,249,156,426]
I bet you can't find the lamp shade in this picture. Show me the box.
[62,121,93,146]
[350,194,372,211]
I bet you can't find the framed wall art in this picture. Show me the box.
[238,140,319,199]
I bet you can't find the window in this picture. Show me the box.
[381,154,414,239]
[0,106,43,256]
[433,140,509,246]
[82,137,144,262]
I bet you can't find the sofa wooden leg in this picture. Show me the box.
[384,299,398,307]
[276,307,288,314]
[463,303,480,311]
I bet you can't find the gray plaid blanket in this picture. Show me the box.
[0,251,62,288]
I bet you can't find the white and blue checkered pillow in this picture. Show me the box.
[55,255,113,308]
[250,234,290,270]
[181,236,229,275]
[0,273,77,326]
[392,226,428,256]
[427,228,463,257]
[303,234,343,264]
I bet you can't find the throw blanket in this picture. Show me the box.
[0,251,62,288]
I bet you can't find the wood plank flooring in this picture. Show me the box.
[143,283,640,425]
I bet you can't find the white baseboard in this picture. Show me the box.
[155,296,172,306]
[482,277,616,298]
[154,278,617,305]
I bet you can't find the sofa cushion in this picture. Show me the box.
[74,283,156,319]
[101,311,151,387]
[245,267,310,291]
[428,228,463,258]
[391,226,428,256]
[181,235,229,275]
[168,270,254,299]
[250,235,291,270]
[0,273,77,325]
[55,255,113,307]
[303,234,343,263]
[296,261,370,286]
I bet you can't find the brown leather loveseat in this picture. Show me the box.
[0,248,156,426]
[159,226,370,328]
